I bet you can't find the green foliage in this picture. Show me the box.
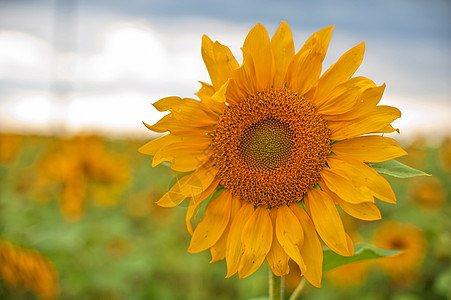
[434,267,451,300]
[323,243,401,272]
[369,159,430,178]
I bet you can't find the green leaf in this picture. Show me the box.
[368,159,430,178]
[434,267,451,298]
[323,243,401,272]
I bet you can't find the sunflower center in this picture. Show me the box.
[390,239,406,249]
[239,118,294,171]
[212,88,331,208]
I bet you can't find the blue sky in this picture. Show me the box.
[0,0,450,140]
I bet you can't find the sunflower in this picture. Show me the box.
[37,135,129,221]
[139,22,407,287]
[0,133,23,165]
[408,176,445,210]
[399,135,427,170]
[327,260,370,288]
[0,240,58,300]
[439,136,451,172]
[373,222,426,283]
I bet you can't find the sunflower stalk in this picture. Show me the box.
[288,277,306,300]
[269,269,284,300]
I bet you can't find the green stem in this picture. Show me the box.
[288,277,306,300]
[269,269,284,300]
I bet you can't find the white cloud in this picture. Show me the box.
[75,23,169,84]
[0,30,52,84]
[0,91,54,133]
[66,90,159,136]
[0,10,449,141]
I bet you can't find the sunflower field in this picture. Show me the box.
[0,133,449,300]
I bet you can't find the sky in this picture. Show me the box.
[0,0,450,141]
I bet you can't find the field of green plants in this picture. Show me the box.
[0,134,450,300]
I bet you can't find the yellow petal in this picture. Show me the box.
[328,155,397,204]
[305,188,353,256]
[296,27,335,103]
[150,134,212,155]
[196,81,225,114]
[338,199,381,221]
[319,179,381,221]
[169,150,210,172]
[171,98,218,124]
[275,205,307,273]
[320,168,374,204]
[185,178,220,235]
[225,78,247,105]
[345,233,355,256]
[156,166,217,207]
[188,190,233,253]
[202,35,221,88]
[329,105,401,140]
[213,40,240,83]
[174,135,212,145]
[152,97,218,125]
[144,114,214,135]
[238,206,273,279]
[315,77,375,115]
[242,23,275,90]
[379,124,399,134]
[210,195,241,263]
[196,81,215,98]
[298,25,334,62]
[266,208,290,276]
[210,225,230,263]
[211,79,230,104]
[315,42,365,102]
[287,31,324,95]
[290,204,323,288]
[143,114,174,133]
[271,21,295,88]
[227,54,257,102]
[152,96,182,112]
[138,134,180,156]
[202,35,239,89]
[326,84,385,120]
[332,135,407,163]
[226,202,254,278]
[152,140,210,172]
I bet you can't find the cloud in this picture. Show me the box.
[75,23,168,84]
[0,1,450,139]
[0,30,52,84]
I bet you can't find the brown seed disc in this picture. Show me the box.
[212,88,331,208]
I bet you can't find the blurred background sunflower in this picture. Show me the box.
[0,0,450,299]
